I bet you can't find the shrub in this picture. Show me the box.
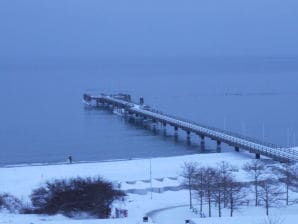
[0,193,23,213]
[30,177,125,218]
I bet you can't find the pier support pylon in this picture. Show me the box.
[152,124,157,134]
[187,131,191,144]
[216,140,221,153]
[235,146,240,152]
[163,123,167,136]
[200,135,205,152]
[174,126,178,140]
[255,153,260,159]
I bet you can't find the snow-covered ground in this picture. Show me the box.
[0,152,297,224]
[0,152,250,200]
[0,213,144,224]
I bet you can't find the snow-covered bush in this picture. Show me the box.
[0,193,23,213]
[30,177,126,218]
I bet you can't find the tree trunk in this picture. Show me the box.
[255,180,258,206]
[230,193,233,217]
[218,191,221,217]
[189,179,192,209]
[286,183,289,206]
[223,183,227,208]
[208,190,211,217]
[266,191,269,216]
[200,191,203,213]
[200,175,203,213]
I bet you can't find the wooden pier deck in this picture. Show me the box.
[83,93,298,163]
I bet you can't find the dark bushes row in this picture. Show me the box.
[1,177,126,218]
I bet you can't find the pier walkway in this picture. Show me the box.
[83,93,298,163]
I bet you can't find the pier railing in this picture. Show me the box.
[142,107,298,160]
[146,107,281,148]
[84,93,298,163]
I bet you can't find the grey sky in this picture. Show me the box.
[1,0,298,63]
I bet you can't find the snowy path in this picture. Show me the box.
[147,203,298,224]
[147,204,192,224]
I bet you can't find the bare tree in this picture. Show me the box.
[243,159,265,206]
[211,163,245,218]
[293,164,298,192]
[193,166,205,215]
[212,169,223,217]
[203,167,218,217]
[194,165,230,218]
[273,162,297,205]
[181,162,198,209]
[258,178,283,216]
[195,167,216,217]
[210,162,233,217]
[226,178,246,217]
[217,161,233,208]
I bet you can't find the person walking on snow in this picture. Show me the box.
[68,155,73,164]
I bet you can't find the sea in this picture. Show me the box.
[0,56,298,166]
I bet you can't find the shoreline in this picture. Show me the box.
[0,151,216,169]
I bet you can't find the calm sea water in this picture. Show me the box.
[0,57,298,165]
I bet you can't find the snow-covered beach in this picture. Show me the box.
[1,152,297,224]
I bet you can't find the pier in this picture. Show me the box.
[83,93,298,163]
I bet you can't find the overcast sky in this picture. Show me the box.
[0,0,298,64]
